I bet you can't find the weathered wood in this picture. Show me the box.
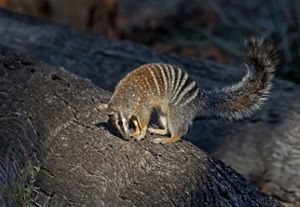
[0,9,299,206]
[0,47,280,206]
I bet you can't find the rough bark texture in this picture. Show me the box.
[0,8,299,206]
[0,47,280,206]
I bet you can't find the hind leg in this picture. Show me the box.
[151,108,189,144]
[148,115,168,135]
[151,117,182,144]
[151,131,181,144]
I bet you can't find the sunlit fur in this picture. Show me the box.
[102,37,278,143]
[199,37,278,120]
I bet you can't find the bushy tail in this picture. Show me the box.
[199,37,278,121]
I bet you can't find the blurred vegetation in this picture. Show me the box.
[0,0,299,82]
[118,0,300,83]
[1,161,40,207]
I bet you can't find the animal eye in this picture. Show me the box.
[117,120,123,126]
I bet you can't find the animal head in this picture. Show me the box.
[97,103,130,140]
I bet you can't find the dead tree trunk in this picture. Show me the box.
[0,45,281,206]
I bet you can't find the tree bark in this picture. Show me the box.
[0,45,281,206]
[0,8,298,206]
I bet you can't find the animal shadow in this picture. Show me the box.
[96,122,130,141]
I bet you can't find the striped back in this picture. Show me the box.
[147,63,200,107]
[111,63,200,109]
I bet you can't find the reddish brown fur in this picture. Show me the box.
[111,64,169,114]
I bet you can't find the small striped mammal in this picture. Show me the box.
[99,37,278,144]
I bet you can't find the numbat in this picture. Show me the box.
[99,37,278,144]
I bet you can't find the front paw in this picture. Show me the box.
[131,133,145,141]
[151,138,165,144]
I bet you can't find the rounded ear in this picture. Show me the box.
[96,103,118,115]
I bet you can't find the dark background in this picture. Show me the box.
[0,0,298,83]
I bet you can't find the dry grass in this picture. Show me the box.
[1,161,40,207]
